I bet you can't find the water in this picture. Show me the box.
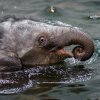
[0,0,100,100]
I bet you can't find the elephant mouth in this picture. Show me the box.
[51,47,74,58]
[53,46,87,62]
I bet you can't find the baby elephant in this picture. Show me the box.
[0,16,94,71]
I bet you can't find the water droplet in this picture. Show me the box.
[48,6,55,13]
[89,14,100,19]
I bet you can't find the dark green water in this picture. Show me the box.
[0,0,100,100]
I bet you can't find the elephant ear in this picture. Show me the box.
[0,56,22,71]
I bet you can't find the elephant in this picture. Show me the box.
[0,16,94,71]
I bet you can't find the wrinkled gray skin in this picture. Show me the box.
[0,17,94,71]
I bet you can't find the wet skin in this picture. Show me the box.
[0,16,94,71]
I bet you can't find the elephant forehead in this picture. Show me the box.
[12,20,65,35]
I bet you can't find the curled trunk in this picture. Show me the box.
[54,27,94,61]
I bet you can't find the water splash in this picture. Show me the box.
[65,52,98,67]
[95,38,100,56]
[0,63,95,94]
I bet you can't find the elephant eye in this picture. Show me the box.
[39,36,45,43]
[38,36,47,46]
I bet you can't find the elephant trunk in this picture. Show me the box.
[53,27,94,61]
